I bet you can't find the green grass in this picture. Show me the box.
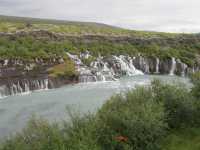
[161,128,200,150]
[48,58,77,78]
[0,15,182,38]
[0,15,200,66]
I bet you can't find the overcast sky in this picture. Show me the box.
[0,0,200,33]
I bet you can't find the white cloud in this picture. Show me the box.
[0,0,200,33]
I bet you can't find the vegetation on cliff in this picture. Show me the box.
[0,15,200,67]
[1,72,200,150]
[48,58,77,78]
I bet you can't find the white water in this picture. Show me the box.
[0,75,190,139]
[67,53,144,83]
[169,57,176,75]
[155,58,160,74]
[113,55,144,76]
[181,63,187,77]
[0,79,49,99]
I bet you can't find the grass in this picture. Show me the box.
[48,58,77,78]
[161,128,200,150]
[0,15,200,67]
[0,15,182,38]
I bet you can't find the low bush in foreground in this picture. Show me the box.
[1,77,200,150]
[161,128,200,150]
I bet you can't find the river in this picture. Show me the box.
[0,75,190,140]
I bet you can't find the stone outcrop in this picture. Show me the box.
[0,57,78,98]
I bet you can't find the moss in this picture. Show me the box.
[48,58,77,78]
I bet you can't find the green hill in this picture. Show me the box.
[0,15,182,38]
[0,15,200,67]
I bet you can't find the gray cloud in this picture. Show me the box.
[0,0,200,33]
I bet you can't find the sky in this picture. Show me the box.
[0,0,200,33]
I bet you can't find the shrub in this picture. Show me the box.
[95,87,167,150]
[152,80,196,128]
[62,113,101,150]
[48,58,77,79]
[190,72,200,99]
[0,118,65,150]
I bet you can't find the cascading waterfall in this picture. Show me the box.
[24,82,30,94]
[114,55,143,76]
[169,57,176,75]
[138,56,150,73]
[181,63,187,77]
[155,58,160,74]
[68,52,195,82]
[0,79,50,98]
[90,58,117,82]
[128,59,144,75]
[66,53,82,65]
[68,52,144,83]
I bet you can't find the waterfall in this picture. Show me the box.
[114,56,143,76]
[66,52,82,65]
[68,52,144,83]
[103,62,110,72]
[24,82,30,94]
[169,57,176,75]
[138,56,149,73]
[155,58,160,74]
[0,79,50,98]
[129,59,144,75]
[78,55,117,82]
[44,79,49,90]
[192,67,195,73]
[17,82,23,93]
[0,85,7,99]
[181,63,187,77]
[79,75,97,83]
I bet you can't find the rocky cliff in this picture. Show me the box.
[0,30,200,98]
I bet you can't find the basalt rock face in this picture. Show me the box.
[0,52,198,98]
[0,58,77,98]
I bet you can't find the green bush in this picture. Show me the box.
[190,72,200,99]
[95,87,167,150]
[0,118,65,150]
[48,58,77,79]
[152,80,196,128]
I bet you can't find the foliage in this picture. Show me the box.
[0,118,66,150]
[190,71,200,98]
[95,87,167,150]
[0,16,200,66]
[161,128,200,150]
[152,80,197,128]
[48,58,77,78]
[0,36,66,60]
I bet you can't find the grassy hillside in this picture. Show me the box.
[0,15,200,67]
[0,15,181,37]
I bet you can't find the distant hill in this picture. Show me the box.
[0,15,184,38]
[0,15,118,28]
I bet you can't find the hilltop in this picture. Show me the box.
[0,15,183,38]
